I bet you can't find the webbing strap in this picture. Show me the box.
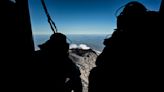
[41,0,58,33]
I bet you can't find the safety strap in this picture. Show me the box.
[41,0,58,33]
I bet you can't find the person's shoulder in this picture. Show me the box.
[65,57,76,66]
[34,50,42,56]
[67,58,80,72]
[33,50,46,61]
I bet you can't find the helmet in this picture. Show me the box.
[120,1,147,16]
[117,1,147,30]
[39,33,68,50]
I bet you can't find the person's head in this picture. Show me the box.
[39,33,69,53]
[117,1,147,31]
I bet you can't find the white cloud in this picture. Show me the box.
[79,44,90,50]
[69,44,90,50]
[70,44,78,49]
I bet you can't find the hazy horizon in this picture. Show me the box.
[33,34,108,52]
[33,32,111,35]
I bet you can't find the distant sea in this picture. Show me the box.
[33,34,110,52]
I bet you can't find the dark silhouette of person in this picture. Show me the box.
[89,1,163,92]
[34,33,82,92]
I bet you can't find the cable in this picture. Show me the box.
[41,0,58,33]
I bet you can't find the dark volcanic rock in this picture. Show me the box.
[69,48,98,92]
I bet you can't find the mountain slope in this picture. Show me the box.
[69,48,98,92]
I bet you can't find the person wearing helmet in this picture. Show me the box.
[89,1,162,92]
[34,33,82,92]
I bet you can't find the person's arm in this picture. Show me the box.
[65,59,82,92]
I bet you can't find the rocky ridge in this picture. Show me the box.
[69,48,99,92]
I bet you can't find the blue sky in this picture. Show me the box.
[29,0,162,35]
